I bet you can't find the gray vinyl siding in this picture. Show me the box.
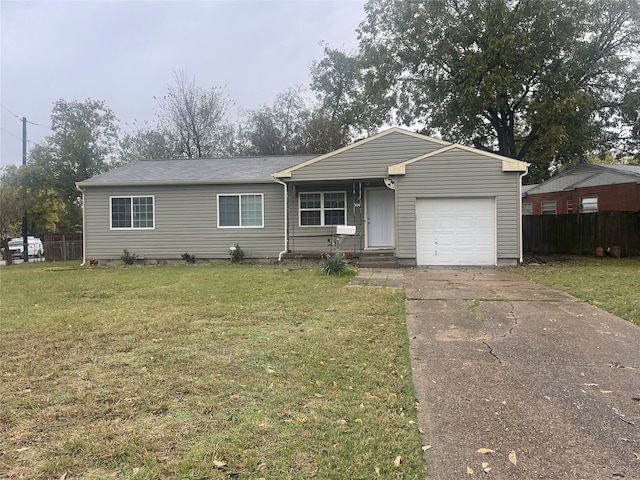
[288,131,445,181]
[83,183,287,260]
[396,147,522,261]
[286,183,364,253]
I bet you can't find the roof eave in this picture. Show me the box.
[76,178,276,188]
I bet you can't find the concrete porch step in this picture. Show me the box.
[358,251,399,268]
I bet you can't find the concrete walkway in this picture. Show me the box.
[352,267,640,479]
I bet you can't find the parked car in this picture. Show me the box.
[8,236,44,258]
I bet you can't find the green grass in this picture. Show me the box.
[509,255,640,326]
[0,262,425,479]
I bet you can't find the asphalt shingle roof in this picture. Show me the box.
[78,155,317,185]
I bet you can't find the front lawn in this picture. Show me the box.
[0,262,425,479]
[510,255,640,326]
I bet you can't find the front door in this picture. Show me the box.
[366,189,394,248]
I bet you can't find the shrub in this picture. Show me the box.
[181,252,196,264]
[229,244,245,263]
[320,252,350,275]
[121,249,138,265]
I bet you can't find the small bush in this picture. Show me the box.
[121,249,138,265]
[181,252,196,264]
[229,244,245,263]
[320,252,350,275]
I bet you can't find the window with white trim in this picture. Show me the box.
[541,200,557,215]
[217,194,263,228]
[522,203,532,215]
[110,196,154,229]
[299,192,346,226]
[580,196,598,213]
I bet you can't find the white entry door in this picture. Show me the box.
[367,189,394,248]
[416,198,495,265]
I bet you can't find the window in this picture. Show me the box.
[541,200,557,215]
[218,194,263,227]
[580,196,598,213]
[566,200,574,214]
[110,196,154,229]
[522,203,532,215]
[299,192,346,226]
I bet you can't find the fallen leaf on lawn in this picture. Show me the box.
[213,460,227,468]
[633,452,640,459]
[509,451,517,465]
[59,474,67,480]
[394,456,401,467]
[265,368,275,374]
[477,448,494,454]
[482,462,492,473]
[374,466,381,476]
[257,463,267,471]
[422,445,432,451]
[466,466,474,474]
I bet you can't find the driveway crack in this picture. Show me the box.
[507,302,519,335]
[483,341,502,364]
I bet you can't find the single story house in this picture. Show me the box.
[76,128,529,266]
[522,163,640,215]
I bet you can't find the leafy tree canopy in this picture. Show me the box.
[357,0,640,182]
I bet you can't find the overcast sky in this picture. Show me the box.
[0,0,365,167]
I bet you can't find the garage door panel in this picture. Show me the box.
[416,198,495,266]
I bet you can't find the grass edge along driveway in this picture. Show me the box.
[509,255,640,326]
[0,262,425,479]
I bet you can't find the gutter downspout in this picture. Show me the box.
[75,183,86,266]
[518,167,529,264]
[272,175,288,262]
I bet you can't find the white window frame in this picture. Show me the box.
[580,196,598,213]
[522,203,533,215]
[298,191,347,227]
[541,200,557,215]
[110,195,155,230]
[217,193,264,228]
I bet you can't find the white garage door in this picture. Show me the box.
[416,198,496,266]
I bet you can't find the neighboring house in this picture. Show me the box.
[76,128,528,266]
[522,163,640,215]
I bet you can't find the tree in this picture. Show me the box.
[156,70,233,158]
[357,0,640,181]
[310,44,366,149]
[30,98,119,230]
[118,124,180,164]
[0,165,66,264]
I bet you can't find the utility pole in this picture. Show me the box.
[22,117,28,263]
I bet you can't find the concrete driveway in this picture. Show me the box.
[403,267,640,479]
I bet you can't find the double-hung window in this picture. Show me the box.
[110,196,154,229]
[299,192,346,226]
[541,200,557,215]
[218,194,263,228]
[580,196,598,213]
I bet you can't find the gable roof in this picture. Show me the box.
[77,155,317,187]
[274,128,527,177]
[387,143,528,174]
[525,163,640,195]
[273,128,451,178]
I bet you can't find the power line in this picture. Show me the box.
[1,127,36,144]
[0,103,50,129]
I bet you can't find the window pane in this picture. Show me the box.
[324,209,345,225]
[241,194,262,227]
[300,194,321,209]
[541,201,556,215]
[111,198,131,228]
[133,197,154,228]
[300,210,321,225]
[219,195,240,226]
[522,203,532,215]
[324,192,345,209]
[580,197,598,213]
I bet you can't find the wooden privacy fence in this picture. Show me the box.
[43,234,83,261]
[523,212,640,256]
